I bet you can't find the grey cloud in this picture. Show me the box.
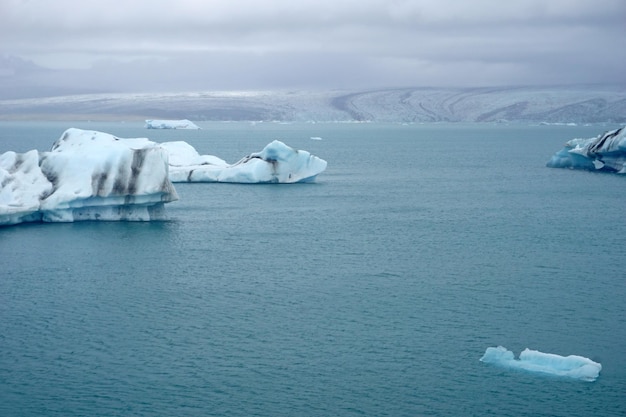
[0,0,624,94]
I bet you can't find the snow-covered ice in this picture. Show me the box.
[3,87,624,123]
[162,140,327,183]
[0,128,178,226]
[547,126,626,173]
[480,346,601,382]
[145,119,200,129]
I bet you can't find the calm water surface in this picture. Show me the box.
[1,122,625,416]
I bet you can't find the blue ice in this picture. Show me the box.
[480,346,601,382]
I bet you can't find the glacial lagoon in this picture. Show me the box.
[1,121,624,416]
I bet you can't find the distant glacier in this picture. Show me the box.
[0,86,624,123]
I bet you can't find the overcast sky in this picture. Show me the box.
[1,0,625,93]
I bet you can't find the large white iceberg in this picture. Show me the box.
[0,128,327,226]
[162,140,327,183]
[480,346,601,382]
[546,126,626,173]
[0,128,178,226]
[145,119,200,129]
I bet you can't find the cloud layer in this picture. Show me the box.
[1,0,625,92]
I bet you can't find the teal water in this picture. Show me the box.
[1,122,625,416]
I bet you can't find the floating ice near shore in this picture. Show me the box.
[547,126,626,173]
[480,346,601,382]
[0,128,178,226]
[162,140,327,183]
[145,119,200,129]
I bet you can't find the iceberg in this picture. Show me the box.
[145,119,200,129]
[161,140,327,183]
[480,346,601,382]
[546,126,626,173]
[0,128,178,226]
[0,128,326,225]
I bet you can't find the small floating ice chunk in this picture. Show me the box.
[480,346,601,382]
[145,119,200,129]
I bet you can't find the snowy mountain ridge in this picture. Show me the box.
[1,85,624,123]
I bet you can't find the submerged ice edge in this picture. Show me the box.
[480,346,601,382]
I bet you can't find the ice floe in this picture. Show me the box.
[145,119,200,129]
[480,346,601,382]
